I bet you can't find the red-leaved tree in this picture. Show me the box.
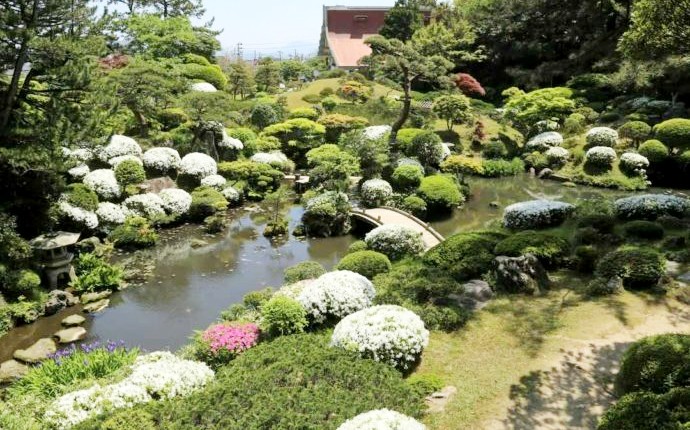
[455,73,486,97]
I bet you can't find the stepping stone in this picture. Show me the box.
[54,327,87,344]
[678,272,690,283]
[0,359,29,383]
[13,338,56,363]
[83,298,109,313]
[61,314,86,327]
[81,290,111,304]
[425,386,458,413]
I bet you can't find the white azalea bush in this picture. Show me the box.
[159,188,192,216]
[545,146,570,166]
[68,148,94,164]
[200,174,227,190]
[503,200,575,230]
[620,152,650,173]
[179,152,217,179]
[585,146,617,167]
[363,125,391,140]
[441,142,452,160]
[614,194,690,220]
[122,193,166,218]
[190,82,217,92]
[58,201,98,230]
[83,169,120,200]
[360,179,393,207]
[525,131,563,152]
[68,164,90,180]
[281,270,375,323]
[337,409,426,430]
[250,151,288,165]
[218,129,244,150]
[586,127,618,148]
[44,351,214,429]
[107,154,143,168]
[331,305,429,369]
[95,202,127,227]
[221,186,241,204]
[98,135,142,163]
[142,147,181,172]
[364,224,424,260]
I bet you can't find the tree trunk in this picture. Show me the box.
[129,106,149,137]
[0,41,30,133]
[389,79,412,146]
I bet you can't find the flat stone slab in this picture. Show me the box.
[61,314,86,326]
[54,327,87,344]
[83,298,109,313]
[81,290,112,304]
[426,386,458,413]
[0,359,29,383]
[13,338,57,363]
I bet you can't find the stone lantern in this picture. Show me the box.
[29,231,80,289]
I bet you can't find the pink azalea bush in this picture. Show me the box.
[195,322,260,368]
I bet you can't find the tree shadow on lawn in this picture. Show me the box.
[502,341,628,429]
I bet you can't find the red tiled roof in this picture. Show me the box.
[326,9,387,68]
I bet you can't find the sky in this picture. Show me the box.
[199,0,397,59]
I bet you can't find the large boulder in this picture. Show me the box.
[54,327,87,344]
[493,254,550,294]
[61,314,86,327]
[0,359,29,383]
[83,298,109,313]
[13,338,57,363]
[451,280,493,310]
[44,290,78,316]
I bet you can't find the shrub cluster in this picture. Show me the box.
[336,250,392,279]
[503,200,575,230]
[595,246,665,290]
[423,231,507,281]
[614,194,689,220]
[365,224,425,260]
[494,231,570,268]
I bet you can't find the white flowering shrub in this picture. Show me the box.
[275,279,315,300]
[585,146,617,167]
[360,179,393,207]
[123,193,166,218]
[289,270,375,323]
[159,188,192,216]
[107,154,143,168]
[441,143,452,160]
[525,132,563,152]
[614,194,690,220]
[396,157,424,173]
[190,82,217,92]
[503,200,575,230]
[142,147,181,172]
[533,119,560,134]
[331,305,429,369]
[44,351,213,429]
[58,201,98,230]
[620,152,650,172]
[68,164,90,180]
[69,148,94,163]
[218,129,244,150]
[98,135,142,162]
[180,152,217,179]
[364,224,424,260]
[250,151,288,164]
[337,409,426,430]
[545,146,570,166]
[61,147,72,158]
[363,125,391,140]
[83,169,120,200]
[96,202,127,226]
[200,174,227,190]
[586,127,618,148]
[221,186,241,204]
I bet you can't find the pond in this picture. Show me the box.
[0,175,665,361]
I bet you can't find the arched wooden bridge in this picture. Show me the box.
[350,206,445,250]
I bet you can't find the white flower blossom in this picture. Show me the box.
[68,164,90,180]
[126,351,214,399]
[108,154,143,168]
[614,194,690,220]
[58,201,98,230]
[620,152,649,172]
[364,224,424,260]
[142,147,181,172]
[159,188,192,216]
[331,305,429,369]
[545,146,570,165]
[190,82,217,92]
[98,135,142,162]
[123,193,166,218]
[585,146,617,166]
[441,143,452,160]
[83,169,120,200]
[218,129,244,150]
[96,202,127,226]
[360,179,393,207]
[586,127,618,148]
[221,186,241,203]
[61,147,72,158]
[525,132,563,152]
[200,174,227,190]
[337,409,426,430]
[250,151,288,165]
[362,125,391,140]
[180,152,217,179]
[69,148,94,163]
[503,200,575,230]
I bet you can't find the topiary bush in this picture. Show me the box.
[525,132,563,152]
[301,191,351,237]
[63,184,99,211]
[494,231,570,268]
[260,295,307,337]
[318,114,369,143]
[114,159,145,187]
[401,195,427,219]
[615,334,690,396]
[482,141,508,160]
[585,127,618,148]
[623,220,664,240]
[391,165,424,192]
[188,186,229,221]
[585,146,617,167]
[595,246,665,290]
[218,160,282,200]
[250,103,280,129]
[618,121,651,146]
[283,261,326,283]
[408,130,445,169]
[109,216,158,249]
[619,153,649,175]
[654,118,690,151]
[395,128,425,153]
[614,194,689,220]
[503,200,575,230]
[417,175,463,211]
[597,388,690,430]
[638,139,670,164]
[336,250,392,279]
[288,107,320,121]
[364,224,425,261]
[359,179,393,208]
[423,231,507,281]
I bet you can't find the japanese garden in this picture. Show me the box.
[2,0,690,428]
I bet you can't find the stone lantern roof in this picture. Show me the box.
[29,232,81,250]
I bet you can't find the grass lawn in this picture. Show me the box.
[285,78,401,110]
[415,287,689,429]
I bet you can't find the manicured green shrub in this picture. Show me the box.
[336,250,392,279]
[242,288,274,310]
[158,107,189,130]
[288,107,319,121]
[482,141,508,159]
[145,334,424,429]
[402,195,427,219]
[70,253,123,293]
[391,165,424,191]
[615,334,690,395]
[109,216,157,249]
[189,186,229,221]
[494,231,570,268]
[654,118,690,151]
[409,130,444,169]
[262,118,326,164]
[260,295,308,336]
[595,246,665,290]
[321,96,338,112]
[522,151,550,171]
[114,159,145,187]
[481,158,525,177]
[440,155,484,176]
[417,175,463,211]
[9,269,41,292]
[63,184,99,211]
[318,113,368,143]
[181,63,227,89]
[623,220,664,240]
[562,113,586,135]
[218,160,282,200]
[302,93,322,104]
[250,103,280,129]
[574,245,598,272]
[597,388,690,430]
[423,231,507,281]
[284,261,326,283]
[638,139,670,163]
[504,87,576,132]
[346,240,368,254]
[618,121,651,145]
[301,191,351,237]
[98,409,157,430]
[395,128,425,153]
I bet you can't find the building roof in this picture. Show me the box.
[323,6,390,68]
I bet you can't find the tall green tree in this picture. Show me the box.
[379,0,425,42]
[225,61,255,99]
[145,0,205,18]
[619,0,690,60]
[254,57,281,93]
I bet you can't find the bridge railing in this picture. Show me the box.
[350,206,445,245]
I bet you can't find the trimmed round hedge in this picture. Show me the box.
[494,231,570,268]
[284,261,326,283]
[503,200,575,230]
[336,250,392,279]
[638,139,669,163]
[622,220,664,240]
[423,231,507,281]
[416,175,463,211]
[391,165,424,191]
[597,388,690,430]
[654,118,690,151]
[365,224,425,261]
[595,246,665,290]
[614,194,689,220]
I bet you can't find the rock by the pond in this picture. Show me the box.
[451,280,493,311]
[537,168,553,178]
[81,290,112,304]
[75,236,101,253]
[489,201,500,209]
[493,254,550,295]
[0,359,29,383]
[191,239,209,248]
[529,167,536,176]
[61,314,86,326]
[44,289,78,316]
[54,327,87,344]
[13,338,57,363]
[83,298,110,313]
[678,272,690,284]
[426,386,458,413]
